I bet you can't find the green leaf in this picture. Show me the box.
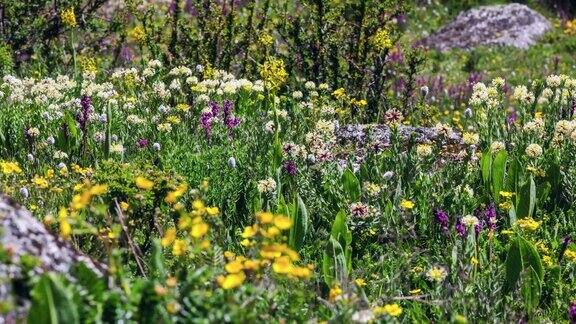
[516,176,536,219]
[341,169,360,201]
[503,238,522,294]
[288,193,309,250]
[480,151,492,187]
[28,273,80,324]
[322,236,347,286]
[72,263,105,302]
[491,150,507,203]
[521,267,542,314]
[518,236,543,281]
[149,239,167,280]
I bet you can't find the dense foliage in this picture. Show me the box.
[0,0,576,323]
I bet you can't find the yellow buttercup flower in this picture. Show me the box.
[273,215,293,230]
[217,272,245,289]
[374,303,403,317]
[172,239,188,256]
[355,278,366,287]
[135,176,154,190]
[190,222,209,238]
[225,260,244,274]
[400,199,415,210]
[161,228,177,247]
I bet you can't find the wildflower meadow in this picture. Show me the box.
[0,0,576,323]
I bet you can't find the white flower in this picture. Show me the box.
[153,143,161,151]
[383,171,394,180]
[416,144,432,157]
[110,143,125,154]
[304,81,316,90]
[53,150,69,160]
[462,214,479,227]
[525,143,543,158]
[490,141,505,154]
[351,310,374,323]
[264,121,276,133]
[292,91,303,99]
[257,178,277,193]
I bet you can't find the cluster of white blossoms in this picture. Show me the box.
[522,117,545,135]
[552,120,576,145]
[257,178,277,194]
[469,82,501,109]
[525,143,543,158]
[512,85,535,105]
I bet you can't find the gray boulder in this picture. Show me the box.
[0,194,106,322]
[419,3,551,51]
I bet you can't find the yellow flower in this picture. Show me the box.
[129,26,146,43]
[60,220,72,239]
[256,211,274,224]
[120,201,130,211]
[374,303,403,317]
[89,184,108,196]
[426,266,447,282]
[166,301,181,314]
[244,259,261,271]
[60,8,77,28]
[371,27,393,51]
[328,285,342,302]
[409,288,421,295]
[176,103,190,112]
[290,266,312,279]
[172,239,187,256]
[260,57,287,90]
[135,176,154,190]
[161,228,177,247]
[225,260,244,274]
[355,278,366,287]
[272,256,293,274]
[471,256,479,266]
[165,184,188,204]
[516,217,541,231]
[206,206,219,216]
[32,176,49,189]
[217,272,245,289]
[258,32,274,47]
[501,229,514,235]
[273,215,292,230]
[564,249,576,263]
[190,222,209,238]
[499,191,515,198]
[241,225,258,238]
[1,161,22,174]
[400,199,415,210]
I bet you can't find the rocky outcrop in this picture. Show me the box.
[419,3,551,51]
[0,194,106,322]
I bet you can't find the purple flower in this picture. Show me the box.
[434,209,449,232]
[222,100,241,138]
[136,138,149,148]
[484,203,497,231]
[455,218,466,237]
[507,111,518,126]
[282,160,297,176]
[200,111,213,140]
[76,95,93,131]
[569,302,576,323]
[209,101,221,116]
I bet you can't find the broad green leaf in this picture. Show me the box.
[503,238,522,293]
[288,193,309,250]
[480,151,492,187]
[521,266,542,314]
[491,150,507,203]
[341,169,360,201]
[28,273,80,324]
